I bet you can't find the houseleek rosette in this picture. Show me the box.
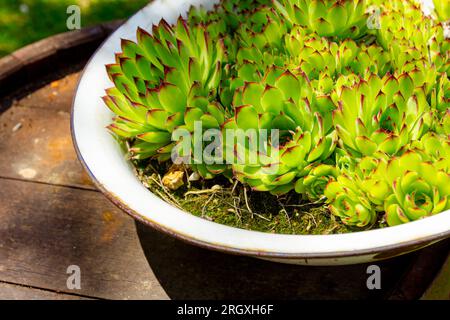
[374,0,450,76]
[225,70,337,195]
[435,109,450,136]
[431,74,450,113]
[284,26,390,115]
[433,0,450,22]
[103,18,229,176]
[295,164,339,200]
[408,133,450,172]
[274,0,368,39]
[188,0,273,31]
[382,152,450,226]
[103,0,450,230]
[285,26,339,80]
[188,0,278,59]
[330,149,450,227]
[236,5,287,51]
[284,26,384,79]
[333,73,432,156]
[324,151,388,227]
[324,173,377,227]
[218,5,289,107]
[237,24,391,110]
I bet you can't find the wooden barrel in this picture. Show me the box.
[0,24,448,300]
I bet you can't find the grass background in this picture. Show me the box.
[0,0,149,57]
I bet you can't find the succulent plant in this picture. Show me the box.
[104,18,230,177]
[283,26,391,116]
[284,26,337,79]
[374,0,450,76]
[382,151,450,226]
[188,0,273,31]
[226,70,337,195]
[435,109,450,136]
[433,0,450,22]
[187,0,278,60]
[295,163,339,200]
[105,0,450,230]
[216,5,290,108]
[409,132,450,171]
[236,5,288,51]
[431,74,450,112]
[326,145,450,227]
[355,154,392,209]
[274,0,369,39]
[235,23,391,112]
[374,1,432,48]
[333,73,432,156]
[324,173,377,227]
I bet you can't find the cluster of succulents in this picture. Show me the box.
[104,0,449,230]
[433,0,450,23]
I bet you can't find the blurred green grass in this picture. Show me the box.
[0,0,149,57]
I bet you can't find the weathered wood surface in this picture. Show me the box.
[0,73,448,300]
[0,75,95,190]
[0,178,168,300]
[0,282,91,300]
[0,21,123,97]
[0,27,448,300]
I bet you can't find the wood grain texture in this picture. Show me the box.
[11,73,81,112]
[0,22,123,97]
[0,178,169,300]
[0,282,91,300]
[0,103,95,190]
[0,55,23,82]
[0,41,170,299]
[0,20,448,300]
[0,70,444,300]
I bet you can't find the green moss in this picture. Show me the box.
[134,161,354,235]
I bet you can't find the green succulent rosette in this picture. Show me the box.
[234,24,391,112]
[237,5,288,51]
[188,0,273,31]
[225,70,337,195]
[103,18,229,176]
[327,147,450,227]
[331,151,390,210]
[374,0,434,50]
[285,26,338,79]
[295,163,339,200]
[274,0,369,39]
[219,5,290,107]
[433,0,450,22]
[408,132,450,172]
[431,74,450,113]
[103,0,450,230]
[284,26,390,79]
[435,109,450,136]
[284,26,391,115]
[333,73,432,156]
[324,173,377,227]
[382,151,450,226]
[373,0,450,76]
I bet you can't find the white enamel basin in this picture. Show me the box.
[72,0,450,265]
